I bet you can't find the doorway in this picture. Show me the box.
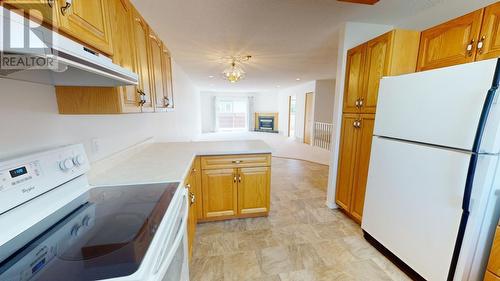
[304,92,314,144]
[288,96,297,137]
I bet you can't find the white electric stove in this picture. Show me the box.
[0,144,189,281]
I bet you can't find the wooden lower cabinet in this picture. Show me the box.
[186,182,196,259]
[201,168,238,219]
[485,226,500,280]
[335,114,375,223]
[185,157,201,258]
[199,154,271,221]
[238,167,270,215]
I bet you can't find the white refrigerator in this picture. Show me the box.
[362,58,500,281]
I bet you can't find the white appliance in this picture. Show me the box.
[0,7,138,86]
[362,58,500,281]
[0,144,189,281]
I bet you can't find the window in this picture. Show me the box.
[216,98,248,131]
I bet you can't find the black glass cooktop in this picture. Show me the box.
[0,182,179,281]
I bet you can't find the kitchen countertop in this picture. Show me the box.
[88,140,272,187]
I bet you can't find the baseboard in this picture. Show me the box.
[363,231,425,281]
[325,200,338,209]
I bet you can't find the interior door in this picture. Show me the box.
[237,167,270,215]
[362,32,392,114]
[350,114,375,223]
[476,2,500,61]
[417,9,484,71]
[362,136,471,281]
[335,114,359,210]
[57,0,113,55]
[109,0,140,112]
[132,9,154,112]
[303,92,314,144]
[201,169,238,219]
[343,44,366,113]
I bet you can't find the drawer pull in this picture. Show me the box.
[232,160,243,164]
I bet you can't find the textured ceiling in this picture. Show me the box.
[132,0,496,92]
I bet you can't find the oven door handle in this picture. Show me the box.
[153,189,189,275]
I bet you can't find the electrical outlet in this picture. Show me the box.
[90,138,100,154]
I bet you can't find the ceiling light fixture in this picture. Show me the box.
[208,75,214,78]
[222,55,251,84]
[296,78,301,81]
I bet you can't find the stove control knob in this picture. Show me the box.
[59,158,74,171]
[82,215,91,227]
[73,154,86,166]
[70,225,82,237]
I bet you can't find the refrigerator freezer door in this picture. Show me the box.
[374,59,499,153]
[362,136,471,281]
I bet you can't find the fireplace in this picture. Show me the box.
[254,113,278,133]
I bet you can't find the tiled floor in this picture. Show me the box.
[190,157,411,281]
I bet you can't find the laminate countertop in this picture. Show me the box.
[88,140,272,187]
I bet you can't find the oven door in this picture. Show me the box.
[151,188,189,281]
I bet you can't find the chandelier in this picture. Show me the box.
[222,55,251,83]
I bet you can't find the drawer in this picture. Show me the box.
[484,270,500,281]
[488,226,500,276]
[201,154,271,170]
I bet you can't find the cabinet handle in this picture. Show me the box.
[164,97,170,107]
[357,120,362,128]
[47,0,54,8]
[238,176,242,183]
[189,192,195,206]
[186,184,191,189]
[192,168,197,172]
[477,36,486,54]
[466,39,475,57]
[233,176,237,183]
[359,98,364,107]
[232,160,243,164]
[355,99,359,108]
[60,0,72,15]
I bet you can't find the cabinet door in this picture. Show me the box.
[476,2,500,61]
[237,167,270,215]
[3,0,59,26]
[132,10,154,112]
[148,31,165,111]
[201,169,238,219]
[161,46,174,109]
[350,114,375,223]
[362,32,392,114]
[109,0,140,113]
[335,114,359,210]
[57,0,113,55]
[191,158,203,219]
[343,45,366,113]
[417,9,484,71]
[186,182,196,258]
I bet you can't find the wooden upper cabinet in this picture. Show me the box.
[237,167,270,215]
[362,33,391,114]
[477,2,500,61]
[3,0,59,26]
[417,9,484,71]
[161,46,175,109]
[343,29,420,114]
[335,114,359,210]
[343,44,366,113]
[132,9,154,112]
[201,169,238,219]
[148,30,165,111]
[57,0,113,55]
[109,0,140,113]
[350,114,375,223]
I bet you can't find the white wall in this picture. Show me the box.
[0,61,201,162]
[277,81,316,140]
[200,91,279,133]
[326,22,393,209]
[314,79,335,124]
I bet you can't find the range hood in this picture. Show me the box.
[0,7,138,87]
